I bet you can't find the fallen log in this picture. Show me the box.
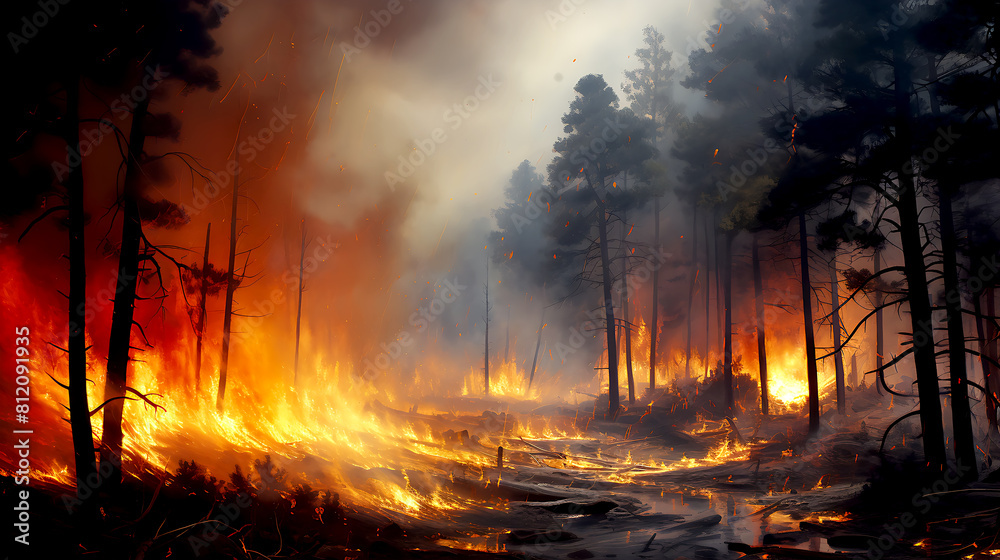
[664,514,722,533]
[505,529,579,545]
[522,498,619,515]
[727,541,848,559]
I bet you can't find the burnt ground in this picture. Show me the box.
[4,381,1000,560]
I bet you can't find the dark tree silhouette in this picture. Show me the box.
[623,25,679,391]
[548,75,655,417]
[98,0,223,486]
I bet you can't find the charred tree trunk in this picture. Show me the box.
[703,214,711,379]
[850,353,858,390]
[528,309,544,389]
[685,208,697,381]
[595,199,619,417]
[799,212,820,434]
[892,40,946,471]
[651,198,662,389]
[293,222,306,387]
[874,248,885,396]
[624,301,635,404]
[723,231,734,413]
[484,257,490,395]
[66,78,98,509]
[715,216,724,357]
[752,234,769,416]
[622,214,635,405]
[990,288,999,415]
[830,255,846,415]
[976,292,997,428]
[195,223,211,391]
[217,160,240,411]
[504,306,510,363]
[101,96,150,488]
[939,186,976,475]
[927,55,976,476]
[990,288,1000,425]
[649,94,662,391]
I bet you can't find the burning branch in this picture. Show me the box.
[89,387,164,417]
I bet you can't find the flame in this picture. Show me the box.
[764,344,835,412]
[436,534,506,553]
[0,247,512,521]
[461,352,555,400]
[0,236,833,529]
[605,437,751,484]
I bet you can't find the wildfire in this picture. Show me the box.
[0,251,503,523]
[461,352,545,399]
[34,463,74,486]
[435,534,506,553]
[0,242,828,530]
[603,436,752,484]
[591,304,831,414]
[768,368,809,409]
[765,345,834,411]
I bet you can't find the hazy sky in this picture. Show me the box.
[205,0,728,258]
[133,0,747,380]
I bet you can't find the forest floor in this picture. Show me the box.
[7,381,1000,559]
[336,380,1000,559]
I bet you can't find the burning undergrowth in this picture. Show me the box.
[2,376,936,560]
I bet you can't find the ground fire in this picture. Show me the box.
[2,1,1000,559]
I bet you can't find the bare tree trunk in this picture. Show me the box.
[723,231,733,413]
[66,78,98,510]
[504,305,510,363]
[976,292,997,428]
[597,204,619,416]
[752,234,769,416]
[703,214,711,379]
[217,160,240,411]
[484,256,490,395]
[101,96,150,488]
[624,307,635,403]
[685,208,697,381]
[892,39,946,471]
[715,216,723,357]
[649,91,662,391]
[800,212,820,434]
[651,198,662,389]
[622,214,635,405]
[195,223,211,391]
[940,187,975,475]
[830,255,846,415]
[989,288,999,425]
[927,55,975,477]
[874,248,885,396]
[528,309,544,388]
[850,353,858,389]
[293,222,306,387]
[624,304,635,402]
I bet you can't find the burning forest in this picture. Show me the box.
[2,0,1000,559]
